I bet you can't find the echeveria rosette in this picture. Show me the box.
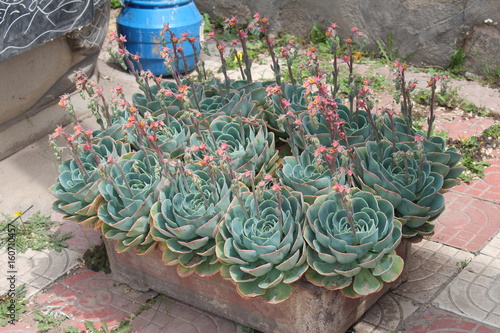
[299,105,374,150]
[277,148,334,204]
[215,187,308,304]
[154,115,191,159]
[379,114,464,189]
[190,115,279,183]
[98,150,162,254]
[150,166,232,277]
[353,140,446,242]
[263,83,309,136]
[304,190,403,298]
[51,137,131,229]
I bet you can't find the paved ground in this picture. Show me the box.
[1,11,500,333]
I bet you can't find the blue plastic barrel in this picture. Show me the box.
[116,0,202,75]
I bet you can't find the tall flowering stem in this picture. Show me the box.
[106,32,154,102]
[280,40,297,86]
[357,81,381,143]
[326,23,340,98]
[426,75,446,137]
[206,32,231,91]
[250,14,281,85]
[238,28,253,82]
[223,17,253,82]
[393,62,417,134]
[333,184,358,244]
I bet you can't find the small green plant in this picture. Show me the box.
[482,63,500,87]
[450,135,491,181]
[456,258,472,270]
[110,0,121,9]
[413,85,464,110]
[33,307,69,332]
[82,320,133,333]
[0,211,72,253]
[376,33,398,63]
[0,284,27,327]
[238,324,263,333]
[449,48,467,75]
[483,124,500,138]
[83,239,111,274]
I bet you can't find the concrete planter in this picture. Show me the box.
[105,238,411,333]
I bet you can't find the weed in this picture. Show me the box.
[413,86,463,110]
[376,33,398,63]
[83,239,111,273]
[0,284,27,327]
[447,121,500,183]
[202,12,213,34]
[456,258,472,270]
[0,211,72,253]
[83,320,132,333]
[238,324,264,333]
[449,48,467,75]
[483,124,500,138]
[482,63,500,87]
[33,307,69,332]
[110,0,121,9]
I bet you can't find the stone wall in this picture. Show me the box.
[197,0,500,75]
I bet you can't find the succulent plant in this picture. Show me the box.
[216,187,308,303]
[98,150,162,254]
[379,114,464,189]
[263,83,309,135]
[153,115,191,159]
[51,137,131,229]
[150,164,232,277]
[133,79,265,120]
[299,105,375,150]
[353,140,445,242]
[190,115,279,182]
[304,190,403,298]
[277,148,334,204]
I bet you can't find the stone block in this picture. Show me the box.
[104,239,411,333]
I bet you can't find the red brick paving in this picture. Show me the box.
[434,191,500,252]
[31,267,156,331]
[452,160,500,202]
[405,307,497,332]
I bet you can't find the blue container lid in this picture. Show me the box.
[125,0,192,7]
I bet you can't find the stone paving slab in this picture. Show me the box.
[0,248,80,297]
[432,232,500,329]
[433,191,500,252]
[391,240,475,305]
[353,293,419,332]
[354,240,476,332]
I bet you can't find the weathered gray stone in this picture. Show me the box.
[463,23,500,77]
[198,0,500,73]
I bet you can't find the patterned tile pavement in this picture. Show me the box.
[0,248,80,297]
[32,267,158,331]
[433,190,500,252]
[432,233,500,328]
